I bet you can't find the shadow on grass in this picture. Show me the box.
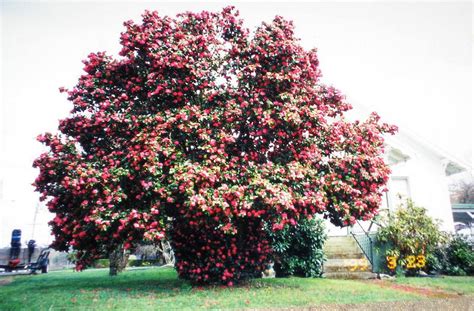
[5,267,305,300]
[5,267,196,296]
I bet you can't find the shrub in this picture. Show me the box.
[446,235,474,275]
[128,259,161,267]
[376,199,447,275]
[93,259,110,269]
[425,252,443,273]
[436,234,474,276]
[267,217,326,277]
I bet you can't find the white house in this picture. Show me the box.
[327,128,471,236]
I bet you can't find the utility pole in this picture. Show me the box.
[31,202,40,240]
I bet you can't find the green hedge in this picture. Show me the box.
[267,217,326,277]
[128,259,162,267]
[93,258,163,269]
[430,234,474,276]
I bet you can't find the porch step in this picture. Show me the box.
[324,236,359,244]
[323,236,360,253]
[323,236,372,279]
[323,271,377,280]
[324,258,371,273]
[325,251,366,259]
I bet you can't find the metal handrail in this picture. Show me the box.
[350,220,377,269]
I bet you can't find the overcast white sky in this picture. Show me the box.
[1,1,472,246]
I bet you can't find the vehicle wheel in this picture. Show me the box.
[41,265,48,274]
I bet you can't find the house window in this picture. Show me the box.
[389,177,411,210]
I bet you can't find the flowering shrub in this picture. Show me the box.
[33,7,396,284]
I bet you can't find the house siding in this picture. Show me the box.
[326,133,456,236]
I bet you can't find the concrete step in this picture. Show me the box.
[324,241,358,247]
[325,252,366,259]
[323,271,377,280]
[325,237,357,243]
[324,245,360,252]
[324,264,371,273]
[325,237,356,244]
[325,248,364,257]
[323,236,372,278]
[324,258,371,273]
[324,237,359,247]
[324,244,359,251]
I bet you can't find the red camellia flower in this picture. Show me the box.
[33,7,396,285]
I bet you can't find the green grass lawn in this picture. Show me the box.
[0,267,472,310]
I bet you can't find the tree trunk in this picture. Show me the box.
[109,245,129,276]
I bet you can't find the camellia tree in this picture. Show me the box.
[33,7,396,284]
